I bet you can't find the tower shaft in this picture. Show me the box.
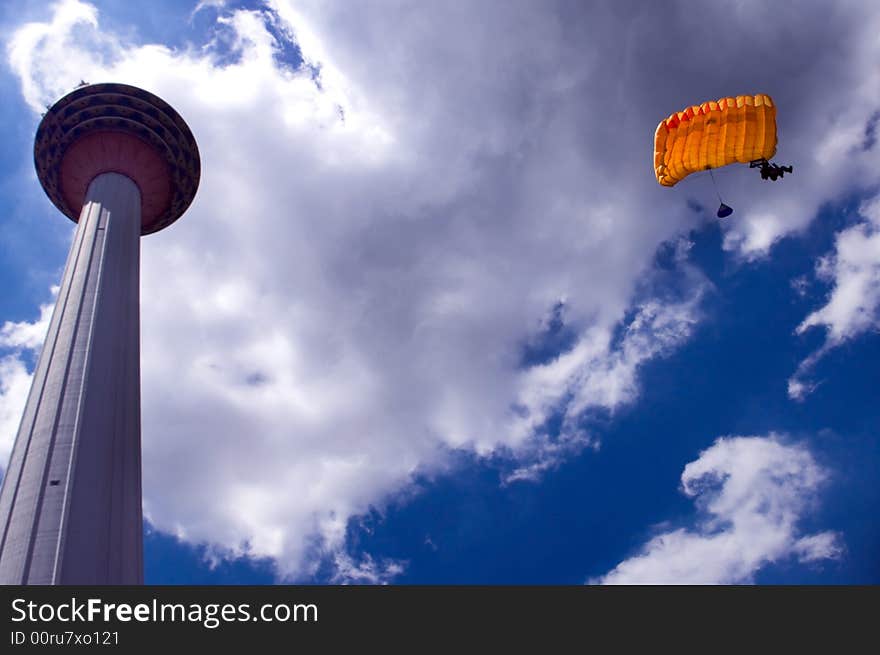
[0,173,143,584]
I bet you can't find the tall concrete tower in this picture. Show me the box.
[0,83,199,584]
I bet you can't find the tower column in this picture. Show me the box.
[0,81,198,585]
[0,172,143,584]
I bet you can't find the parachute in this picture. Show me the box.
[654,94,777,187]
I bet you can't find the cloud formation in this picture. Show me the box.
[504,256,706,483]
[330,552,407,585]
[0,290,54,470]
[789,195,880,399]
[593,435,841,584]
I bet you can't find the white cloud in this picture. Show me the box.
[0,356,33,473]
[7,0,113,113]
[331,552,407,585]
[3,0,872,580]
[504,265,706,482]
[0,291,54,472]
[790,275,809,298]
[786,377,818,404]
[789,195,880,399]
[592,435,842,584]
[191,0,227,21]
[0,293,54,350]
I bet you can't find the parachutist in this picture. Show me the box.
[750,158,792,181]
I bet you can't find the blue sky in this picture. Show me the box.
[1,0,878,584]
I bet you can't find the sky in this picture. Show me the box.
[0,0,877,584]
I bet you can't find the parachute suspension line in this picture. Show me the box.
[708,168,723,204]
[708,167,733,218]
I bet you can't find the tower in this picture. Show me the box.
[0,83,199,584]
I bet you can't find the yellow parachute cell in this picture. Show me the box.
[654,94,777,187]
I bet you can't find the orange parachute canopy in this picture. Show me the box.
[654,94,777,187]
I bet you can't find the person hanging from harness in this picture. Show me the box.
[749,158,793,181]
